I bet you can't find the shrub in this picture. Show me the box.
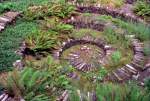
[25,31,58,50]
[0,2,13,13]
[134,1,150,17]
[24,1,75,20]
[0,68,50,100]
[111,51,122,65]
[43,17,73,34]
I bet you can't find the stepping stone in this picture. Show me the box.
[112,72,123,81]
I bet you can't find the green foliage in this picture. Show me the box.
[103,28,118,44]
[111,51,122,65]
[26,56,72,90]
[83,67,108,82]
[0,2,13,13]
[0,19,38,72]
[1,0,49,12]
[0,68,50,100]
[43,17,73,34]
[24,1,75,20]
[134,1,150,17]
[25,30,58,50]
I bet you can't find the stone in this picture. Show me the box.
[0,25,4,29]
[132,73,140,80]
[112,72,123,81]
[0,22,6,27]
[118,68,130,77]
[69,53,79,57]
[134,55,144,59]
[4,11,20,19]
[124,66,137,74]
[104,45,112,49]
[0,94,5,100]
[126,64,137,72]
[71,60,80,66]
[140,82,145,86]
[120,67,132,75]
[0,17,10,23]
[13,60,24,70]
[79,62,86,70]
[0,94,8,101]
[131,62,143,69]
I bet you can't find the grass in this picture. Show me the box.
[0,19,38,72]
[1,0,50,12]
[97,15,150,41]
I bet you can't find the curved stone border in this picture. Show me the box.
[52,35,116,71]
[63,14,147,83]
[65,17,105,31]
[0,11,20,32]
[104,36,145,83]
[68,2,147,25]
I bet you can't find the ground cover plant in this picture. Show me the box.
[134,0,150,21]
[0,0,150,100]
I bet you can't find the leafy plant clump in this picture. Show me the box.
[0,56,73,100]
[0,68,50,100]
[0,2,13,13]
[25,30,58,50]
[111,51,122,65]
[24,1,75,20]
[134,1,150,17]
[43,17,74,34]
